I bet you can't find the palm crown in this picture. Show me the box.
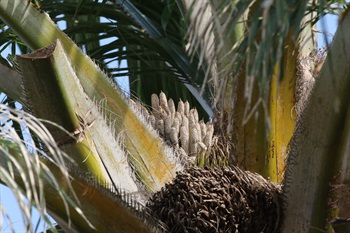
[0,0,349,232]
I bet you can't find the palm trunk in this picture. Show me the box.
[282,12,350,232]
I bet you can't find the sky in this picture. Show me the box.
[0,8,343,233]
[318,13,339,48]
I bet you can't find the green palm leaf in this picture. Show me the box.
[40,0,213,119]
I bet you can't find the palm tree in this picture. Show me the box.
[0,0,349,232]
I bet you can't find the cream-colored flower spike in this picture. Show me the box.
[180,125,189,154]
[157,119,164,135]
[199,120,207,140]
[144,92,214,165]
[164,116,172,137]
[159,92,169,114]
[203,123,214,149]
[184,101,190,117]
[168,99,176,117]
[172,117,180,136]
[177,100,184,115]
[151,93,160,114]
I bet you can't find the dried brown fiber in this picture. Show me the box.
[147,166,282,233]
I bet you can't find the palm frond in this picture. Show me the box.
[39,0,213,119]
[1,0,347,117]
[0,103,166,232]
[182,0,347,107]
[0,104,91,233]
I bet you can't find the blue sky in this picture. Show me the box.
[0,9,342,233]
[318,13,339,48]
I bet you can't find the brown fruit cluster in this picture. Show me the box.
[147,166,282,233]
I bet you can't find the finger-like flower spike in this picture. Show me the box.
[198,142,208,155]
[175,112,182,125]
[168,98,176,118]
[181,114,189,128]
[178,100,184,115]
[195,122,202,142]
[188,112,195,128]
[164,115,173,137]
[157,119,164,136]
[206,122,214,135]
[159,106,168,119]
[172,117,180,136]
[184,101,190,117]
[199,120,207,140]
[189,127,199,156]
[180,125,189,154]
[204,123,214,148]
[142,92,217,165]
[159,92,169,114]
[169,127,178,145]
[151,93,160,110]
[151,93,160,119]
[198,142,207,150]
[190,108,199,123]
